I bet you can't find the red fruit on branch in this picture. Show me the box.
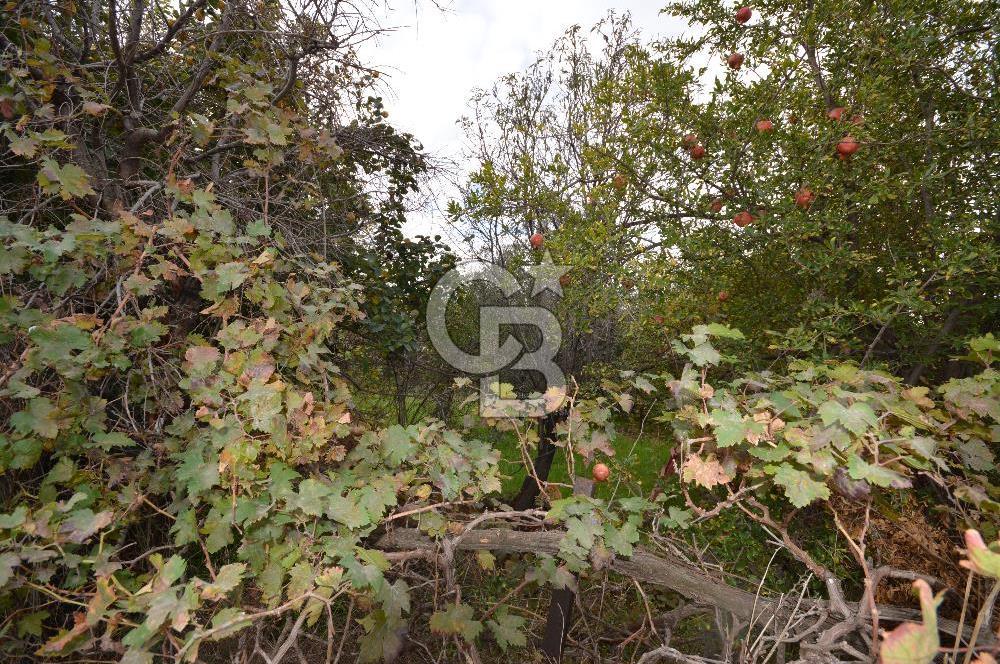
[727,53,745,70]
[755,119,774,133]
[592,463,611,482]
[836,136,860,156]
[717,290,730,302]
[794,187,816,209]
[709,198,724,213]
[529,233,544,249]
[681,133,699,149]
[735,6,752,24]
[827,107,846,121]
[689,145,706,160]
[733,211,754,227]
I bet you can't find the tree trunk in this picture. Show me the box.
[511,410,563,510]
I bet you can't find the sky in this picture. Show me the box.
[358,1,691,240]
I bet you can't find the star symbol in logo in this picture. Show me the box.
[525,251,572,296]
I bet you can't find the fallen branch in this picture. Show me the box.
[376,526,980,645]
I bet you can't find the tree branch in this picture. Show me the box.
[376,526,981,646]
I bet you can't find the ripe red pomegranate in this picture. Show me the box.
[717,290,730,302]
[689,145,706,160]
[733,211,754,227]
[827,107,846,121]
[681,133,699,149]
[727,53,745,70]
[592,463,611,482]
[836,136,860,157]
[709,198,724,213]
[529,233,544,249]
[735,6,752,24]
[794,187,815,209]
[755,119,774,133]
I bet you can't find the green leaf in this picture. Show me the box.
[429,603,483,642]
[818,400,877,436]
[295,478,332,517]
[847,456,910,488]
[214,262,249,292]
[710,408,746,447]
[604,517,639,557]
[487,606,526,650]
[10,397,60,439]
[200,563,246,601]
[771,464,830,508]
[383,425,416,465]
[0,552,20,586]
[37,159,96,199]
[0,505,28,529]
[957,438,993,472]
[700,323,744,339]
[174,445,220,501]
[748,444,790,462]
[202,503,234,553]
[685,340,721,367]
[17,610,49,638]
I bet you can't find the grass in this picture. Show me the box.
[468,418,676,502]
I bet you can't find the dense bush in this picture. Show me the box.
[1,0,997,662]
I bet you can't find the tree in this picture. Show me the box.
[1,0,998,662]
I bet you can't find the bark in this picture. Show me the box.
[510,411,562,510]
[377,526,982,646]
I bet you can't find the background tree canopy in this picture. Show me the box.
[0,1,997,663]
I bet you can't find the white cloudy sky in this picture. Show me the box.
[357,1,692,240]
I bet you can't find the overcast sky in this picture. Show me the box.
[358,1,691,240]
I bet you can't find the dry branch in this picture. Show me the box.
[377,526,979,644]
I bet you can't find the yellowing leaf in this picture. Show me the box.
[880,580,942,664]
[82,101,111,116]
[199,563,246,601]
[37,159,96,200]
[475,551,495,570]
[429,602,482,642]
[960,529,1000,579]
[682,453,731,489]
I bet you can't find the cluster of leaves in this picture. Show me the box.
[0,175,509,659]
[453,0,999,382]
[880,528,1000,664]
[666,325,999,530]
[0,1,508,660]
